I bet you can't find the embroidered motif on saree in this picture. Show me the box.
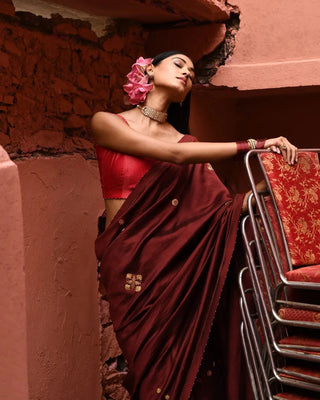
[125,273,142,292]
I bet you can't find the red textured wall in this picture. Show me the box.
[0,3,146,400]
[0,9,146,158]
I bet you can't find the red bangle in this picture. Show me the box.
[236,141,250,152]
[236,139,266,153]
[256,139,266,149]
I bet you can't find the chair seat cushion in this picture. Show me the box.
[286,264,320,283]
[279,335,320,354]
[274,393,319,400]
[278,307,320,323]
[278,365,320,382]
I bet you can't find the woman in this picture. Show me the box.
[91,51,298,400]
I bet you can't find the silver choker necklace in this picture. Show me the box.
[137,105,167,123]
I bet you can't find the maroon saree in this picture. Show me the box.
[95,135,247,400]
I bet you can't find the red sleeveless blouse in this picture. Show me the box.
[95,114,156,199]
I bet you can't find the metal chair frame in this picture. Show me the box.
[244,149,320,329]
[239,266,276,400]
[239,258,320,394]
[242,213,320,363]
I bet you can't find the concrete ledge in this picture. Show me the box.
[211,58,320,90]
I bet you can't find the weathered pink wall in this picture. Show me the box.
[0,2,145,400]
[0,146,29,400]
[1,0,320,399]
[17,154,104,400]
[189,0,320,192]
[211,0,320,89]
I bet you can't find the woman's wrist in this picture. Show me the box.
[236,138,266,153]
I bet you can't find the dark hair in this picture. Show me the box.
[152,50,193,134]
[152,50,188,66]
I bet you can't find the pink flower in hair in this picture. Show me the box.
[123,57,154,105]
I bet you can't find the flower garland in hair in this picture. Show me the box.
[123,57,154,105]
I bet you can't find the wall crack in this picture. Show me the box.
[195,8,240,84]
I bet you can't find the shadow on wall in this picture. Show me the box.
[190,87,320,194]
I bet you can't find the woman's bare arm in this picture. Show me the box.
[91,112,298,165]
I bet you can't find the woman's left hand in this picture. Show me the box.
[264,136,298,165]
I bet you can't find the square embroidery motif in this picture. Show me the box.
[125,273,142,292]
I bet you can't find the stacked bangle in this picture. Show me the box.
[236,138,266,153]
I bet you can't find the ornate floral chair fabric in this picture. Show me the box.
[240,151,320,399]
[244,150,320,328]
[260,151,320,283]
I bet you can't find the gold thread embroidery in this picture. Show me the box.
[125,273,142,292]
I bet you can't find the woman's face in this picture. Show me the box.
[150,54,195,102]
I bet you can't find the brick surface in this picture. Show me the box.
[53,23,78,36]
[0,15,145,157]
[0,0,15,17]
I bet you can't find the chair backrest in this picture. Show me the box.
[263,195,290,274]
[260,152,320,267]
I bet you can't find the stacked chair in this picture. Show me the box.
[239,149,320,399]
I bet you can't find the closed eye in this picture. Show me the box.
[173,59,194,82]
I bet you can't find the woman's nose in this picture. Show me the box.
[182,69,190,77]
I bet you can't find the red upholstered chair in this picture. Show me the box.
[240,150,320,399]
[260,151,320,288]
[239,264,320,399]
[242,214,320,363]
[245,149,320,329]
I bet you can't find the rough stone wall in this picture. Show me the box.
[0,2,240,399]
[0,3,147,160]
[0,2,145,400]
[100,298,130,400]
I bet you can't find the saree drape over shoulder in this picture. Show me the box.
[95,135,247,400]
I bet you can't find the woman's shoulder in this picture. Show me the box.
[92,109,138,127]
[90,111,131,146]
[91,110,131,132]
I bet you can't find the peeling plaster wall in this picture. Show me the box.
[211,0,320,89]
[0,1,238,399]
[189,0,320,192]
[3,0,319,399]
[0,2,146,400]
[13,0,112,36]
[0,5,147,157]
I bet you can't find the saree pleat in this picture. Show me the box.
[95,135,246,400]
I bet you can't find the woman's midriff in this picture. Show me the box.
[104,198,126,229]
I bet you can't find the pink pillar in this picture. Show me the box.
[0,146,29,400]
[17,154,103,400]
